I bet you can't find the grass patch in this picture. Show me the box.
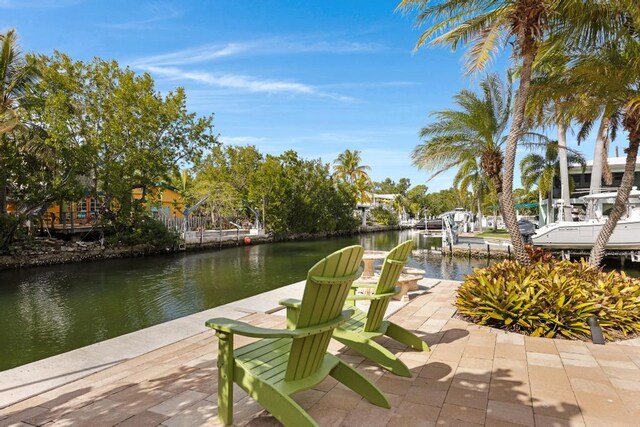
[476,230,510,239]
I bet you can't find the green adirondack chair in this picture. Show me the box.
[332,240,430,377]
[206,245,390,427]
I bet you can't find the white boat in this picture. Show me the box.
[532,189,640,249]
[441,208,474,233]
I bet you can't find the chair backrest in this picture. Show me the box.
[365,240,414,332]
[285,245,364,381]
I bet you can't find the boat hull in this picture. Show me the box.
[532,219,640,249]
[426,219,443,230]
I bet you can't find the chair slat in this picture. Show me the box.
[364,241,413,332]
[285,245,363,381]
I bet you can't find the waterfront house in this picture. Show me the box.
[22,184,186,229]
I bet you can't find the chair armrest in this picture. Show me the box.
[206,318,295,338]
[206,309,354,339]
[350,282,377,289]
[279,298,302,329]
[345,290,397,301]
[279,298,301,309]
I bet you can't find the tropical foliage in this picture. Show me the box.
[333,149,372,204]
[398,0,560,264]
[566,12,640,266]
[370,206,398,226]
[412,73,512,194]
[423,188,467,217]
[0,34,218,247]
[0,31,365,248]
[413,73,545,236]
[404,184,429,217]
[520,142,585,222]
[0,29,40,245]
[456,258,640,340]
[193,146,359,235]
[399,0,640,266]
[374,178,411,195]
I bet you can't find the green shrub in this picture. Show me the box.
[456,259,640,340]
[370,206,398,226]
[112,217,178,247]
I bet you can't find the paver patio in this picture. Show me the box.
[2,279,640,426]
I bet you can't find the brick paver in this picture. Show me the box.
[1,280,639,426]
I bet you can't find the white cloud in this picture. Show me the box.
[133,38,383,67]
[134,43,249,66]
[102,5,180,30]
[141,65,355,101]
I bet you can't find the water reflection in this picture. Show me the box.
[0,230,484,371]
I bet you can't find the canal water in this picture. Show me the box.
[0,230,487,371]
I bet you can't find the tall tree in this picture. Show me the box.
[412,73,513,198]
[568,20,640,266]
[374,178,411,195]
[332,149,371,184]
[424,188,465,216]
[527,53,579,221]
[397,0,616,264]
[0,29,39,216]
[405,184,429,218]
[35,52,217,229]
[576,107,618,195]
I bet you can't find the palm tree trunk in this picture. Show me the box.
[548,178,554,225]
[557,119,571,221]
[538,190,545,225]
[589,112,640,267]
[590,116,610,194]
[476,196,483,232]
[493,209,498,231]
[500,45,536,265]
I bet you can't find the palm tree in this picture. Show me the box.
[575,99,621,195]
[396,0,619,265]
[568,25,640,266]
[453,158,491,232]
[0,29,39,215]
[412,73,512,196]
[353,174,373,204]
[397,0,556,264]
[332,149,371,184]
[527,52,580,222]
[520,142,585,224]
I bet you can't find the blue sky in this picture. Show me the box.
[4,0,604,192]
